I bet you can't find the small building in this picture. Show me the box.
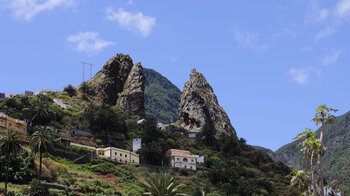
[166,149,198,170]
[24,91,34,96]
[133,138,141,152]
[187,131,199,138]
[56,129,70,137]
[137,119,145,124]
[54,137,71,146]
[0,112,27,138]
[72,130,92,138]
[101,147,139,164]
[70,142,139,164]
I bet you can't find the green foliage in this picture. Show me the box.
[138,118,170,165]
[0,150,35,183]
[82,103,128,147]
[144,68,181,123]
[63,84,77,97]
[139,173,188,196]
[24,180,49,196]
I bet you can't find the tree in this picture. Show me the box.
[24,94,55,132]
[311,104,337,196]
[139,173,188,196]
[197,124,217,148]
[294,128,316,195]
[290,169,308,194]
[63,84,77,97]
[0,130,23,196]
[30,129,53,183]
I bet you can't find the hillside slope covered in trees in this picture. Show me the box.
[144,68,181,123]
[263,111,350,193]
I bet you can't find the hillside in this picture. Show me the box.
[144,68,181,124]
[271,110,350,193]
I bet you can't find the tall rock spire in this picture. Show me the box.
[178,68,237,137]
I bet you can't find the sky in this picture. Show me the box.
[1,0,350,151]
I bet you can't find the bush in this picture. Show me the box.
[0,150,35,184]
[179,168,189,176]
[24,180,49,196]
[64,84,77,97]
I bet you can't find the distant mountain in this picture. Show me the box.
[270,110,350,193]
[252,146,277,161]
[144,68,181,124]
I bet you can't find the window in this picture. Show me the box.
[115,152,117,156]
[190,166,192,169]
[120,153,122,157]
[17,126,20,130]
[177,158,180,161]
[125,160,127,163]
[183,158,188,163]
[184,165,187,168]
[125,154,127,158]
[191,159,194,162]
[9,123,12,127]
[132,160,134,163]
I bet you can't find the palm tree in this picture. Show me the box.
[0,130,23,196]
[312,104,337,196]
[294,128,316,196]
[139,173,188,196]
[30,128,53,183]
[24,94,55,132]
[290,169,308,195]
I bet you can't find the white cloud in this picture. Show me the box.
[305,0,329,23]
[315,27,336,40]
[323,50,341,65]
[106,7,156,37]
[288,67,321,85]
[288,68,309,85]
[336,0,350,17]
[67,32,115,53]
[301,46,312,52]
[5,0,74,21]
[232,27,268,53]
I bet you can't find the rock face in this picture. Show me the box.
[178,69,237,137]
[117,62,145,117]
[86,53,145,117]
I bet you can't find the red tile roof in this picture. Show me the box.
[168,149,190,153]
[170,154,198,158]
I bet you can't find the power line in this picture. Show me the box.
[80,62,96,82]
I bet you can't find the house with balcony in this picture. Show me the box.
[166,149,198,170]
[0,112,27,138]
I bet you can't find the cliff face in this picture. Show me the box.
[117,62,145,117]
[178,69,237,137]
[86,53,145,117]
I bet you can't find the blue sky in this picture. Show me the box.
[1,0,350,151]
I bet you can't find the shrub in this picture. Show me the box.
[24,180,49,196]
[0,150,35,184]
[64,84,77,97]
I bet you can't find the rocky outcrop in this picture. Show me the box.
[86,53,145,117]
[117,62,145,117]
[178,68,237,137]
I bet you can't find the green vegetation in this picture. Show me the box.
[0,90,299,195]
[63,84,77,97]
[144,68,181,123]
[139,173,188,196]
[0,130,24,196]
[30,128,54,183]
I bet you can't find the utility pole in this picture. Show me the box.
[80,62,96,82]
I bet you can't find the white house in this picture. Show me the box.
[166,149,198,170]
